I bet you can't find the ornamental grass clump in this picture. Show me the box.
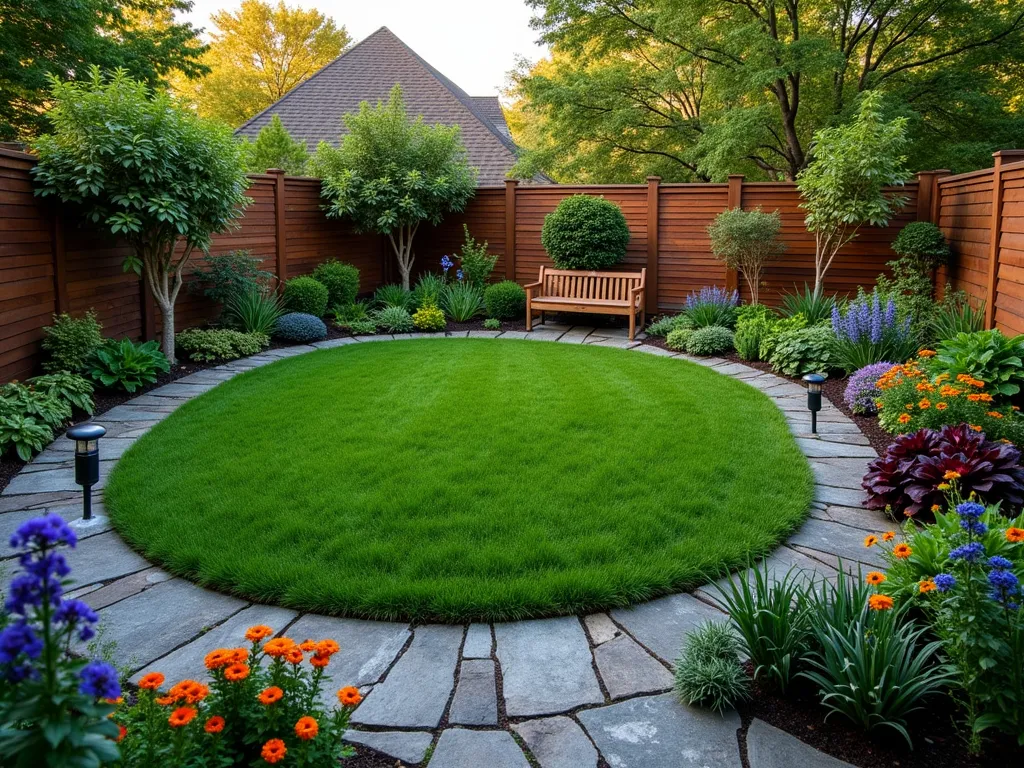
[683,286,739,328]
[673,621,750,713]
[844,361,896,415]
[0,515,122,765]
[831,289,917,373]
[372,306,414,333]
[118,626,362,766]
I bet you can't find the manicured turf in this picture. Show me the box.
[105,339,812,622]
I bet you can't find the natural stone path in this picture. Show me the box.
[0,323,885,768]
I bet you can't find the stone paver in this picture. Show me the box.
[810,458,872,490]
[428,729,530,768]
[80,567,171,610]
[513,716,599,768]
[448,658,498,725]
[0,502,112,543]
[494,617,603,717]
[343,730,433,764]
[352,624,462,728]
[285,614,412,690]
[463,623,492,658]
[578,693,742,768]
[794,437,877,459]
[610,593,724,664]
[584,613,619,645]
[787,517,885,568]
[59,531,152,587]
[746,719,855,768]
[593,634,674,699]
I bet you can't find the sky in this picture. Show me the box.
[182,0,549,98]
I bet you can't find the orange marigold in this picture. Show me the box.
[898,413,912,424]
[905,403,914,410]
[310,654,330,668]
[168,707,197,728]
[864,535,879,548]
[969,424,983,432]
[263,638,296,658]
[943,470,961,480]
[262,739,287,764]
[224,663,249,682]
[882,531,896,541]
[138,672,164,690]
[116,724,127,743]
[284,648,304,665]
[155,695,176,706]
[866,571,886,585]
[918,398,931,409]
[936,402,948,411]
[893,543,913,559]
[299,640,318,652]
[316,639,340,657]
[915,382,934,392]
[245,625,274,642]
[987,411,1004,419]
[337,686,362,707]
[931,504,941,513]
[258,686,284,706]
[169,680,208,704]
[919,580,937,594]
[1007,527,1024,543]
[869,594,895,611]
[295,716,319,741]
[919,349,936,357]
[205,716,225,734]
[230,648,248,663]
[204,649,233,670]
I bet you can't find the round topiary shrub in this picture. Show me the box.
[312,260,360,308]
[484,280,527,319]
[891,221,949,269]
[685,326,734,356]
[274,312,327,342]
[665,327,694,351]
[283,276,329,316]
[413,303,446,331]
[541,195,630,270]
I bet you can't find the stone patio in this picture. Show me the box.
[0,324,883,767]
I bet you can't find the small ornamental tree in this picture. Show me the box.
[32,69,249,364]
[310,84,477,290]
[798,92,910,295]
[240,114,309,175]
[707,207,784,305]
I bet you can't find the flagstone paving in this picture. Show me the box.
[0,324,876,767]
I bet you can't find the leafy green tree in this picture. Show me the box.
[0,0,207,140]
[310,84,477,290]
[240,114,309,174]
[798,92,910,294]
[514,0,1024,182]
[707,208,784,305]
[32,69,250,363]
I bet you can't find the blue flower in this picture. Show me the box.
[960,518,988,536]
[956,501,985,520]
[4,572,61,616]
[950,542,985,562]
[989,556,1014,570]
[934,573,957,592]
[0,621,43,664]
[456,269,464,281]
[54,599,99,642]
[78,661,120,700]
[988,568,1020,605]
[9,514,77,551]
[19,551,70,581]
[441,255,453,271]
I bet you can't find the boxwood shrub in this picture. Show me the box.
[541,195,630,270]
[274,312,327,342]
[175,329,269,362]
[312,260,360,307]
[484,281,526,319]
[283,276,329,317]
[686,326,734,356]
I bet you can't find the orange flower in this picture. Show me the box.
[285,648,304,665]
[316,639,340,657]
[869,594,894,611]
[893,543,913,559]
[138,672,164,690]
[905,403,914,410]
[169,680,208,704]
[919,580,937,594]
[295,716,319,741]
[103,696,123,705]
[918,349,936,357]
[969,424,983,432]
[898,413,912,424]
[337,686,362,707]
[262,739,287,764]
[967,393,984,402]
[299,640,318,652]
[864,535,879,548]
[310,654,330,668]
[116,724,127,742]
[987,411,1004,419]
[918,398,931,409]
[1006,527,1024,543]
[943,470,961,480]
[155,695,176,706]
[230,648,249,663]
[882,531,895,542]
[224,663,249,682]
[204,649,233,670]
[245,625,274,642]
[168,707,197,728]
[866,571,886,585]
[258,686,284,706]
[931,504,941,513]
[939,385,961,397]
[915,382,934,392]
[263,638,296,658]
[204,716,225,734]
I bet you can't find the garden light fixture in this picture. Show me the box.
[66,423,105,525]
[803,373,826,434]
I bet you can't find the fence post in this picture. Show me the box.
[725,175,743,294]
[50,211,68,315]
[916,170,950,300]
[269,169,288,286]
[646,176,660,314]
[505,179,518,281]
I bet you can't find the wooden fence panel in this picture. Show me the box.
[939,169,995,310]
[414,187,506,282]
[657,185,729,310]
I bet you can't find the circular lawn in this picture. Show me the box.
[105,339,813,622]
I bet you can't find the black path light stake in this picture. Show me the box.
[66,423,106,524]
[802,373,826,434]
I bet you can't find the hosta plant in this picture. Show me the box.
[768,324,836,377]
[862,424,1024,518]
[928,330,1024,398]
[28,372,94,414]
[0,412,52,461]
[86,339,170,393]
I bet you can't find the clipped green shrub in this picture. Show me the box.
[412,303,446,331]
[274,312,327,342]
[175,329,269,362]
[891,221,949,269]
[86,339,170,393]
[483,318,501,331]
[541,195,630,270]
[348,318,377,335]
[374,284,414,311]
[646,314,691,337]
[686,326,734,356]
[41,311,103,373]
[484,281,526,320]
[674,621,750,713]
[372,306,415,333]
[283,276,329,316]
[313,260,360,307]
[665,327,694,351]
[769,324,836,376]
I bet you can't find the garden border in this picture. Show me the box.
[0,325,885,767]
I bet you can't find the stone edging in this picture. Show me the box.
[0,324,881,768]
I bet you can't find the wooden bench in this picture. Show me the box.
[525,266,647,340]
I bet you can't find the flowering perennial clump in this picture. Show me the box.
[831,290,917,373]
[844,361,897,415]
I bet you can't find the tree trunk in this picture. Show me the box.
[387,222,420,291]
[142,236,191,365]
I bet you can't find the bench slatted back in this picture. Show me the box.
[540,267,645,301]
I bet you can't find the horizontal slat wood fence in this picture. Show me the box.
[2,146,934,382]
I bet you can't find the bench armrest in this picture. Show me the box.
[524,281,542,296]
[629,285,645,307]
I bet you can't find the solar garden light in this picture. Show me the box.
[66,423,105,526]
[802,373,826,434]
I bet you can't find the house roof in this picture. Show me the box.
[236,27,540,187]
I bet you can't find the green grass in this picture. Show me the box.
[105,339,813,622]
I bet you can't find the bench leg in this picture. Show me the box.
[629,311,636,341]
[541,310,546,325]
[526,299,533,332]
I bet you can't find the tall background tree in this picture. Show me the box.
[240,114,309,174]
[0,0,207,140]
[176,0,351,127]
[512,0,1024,182]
